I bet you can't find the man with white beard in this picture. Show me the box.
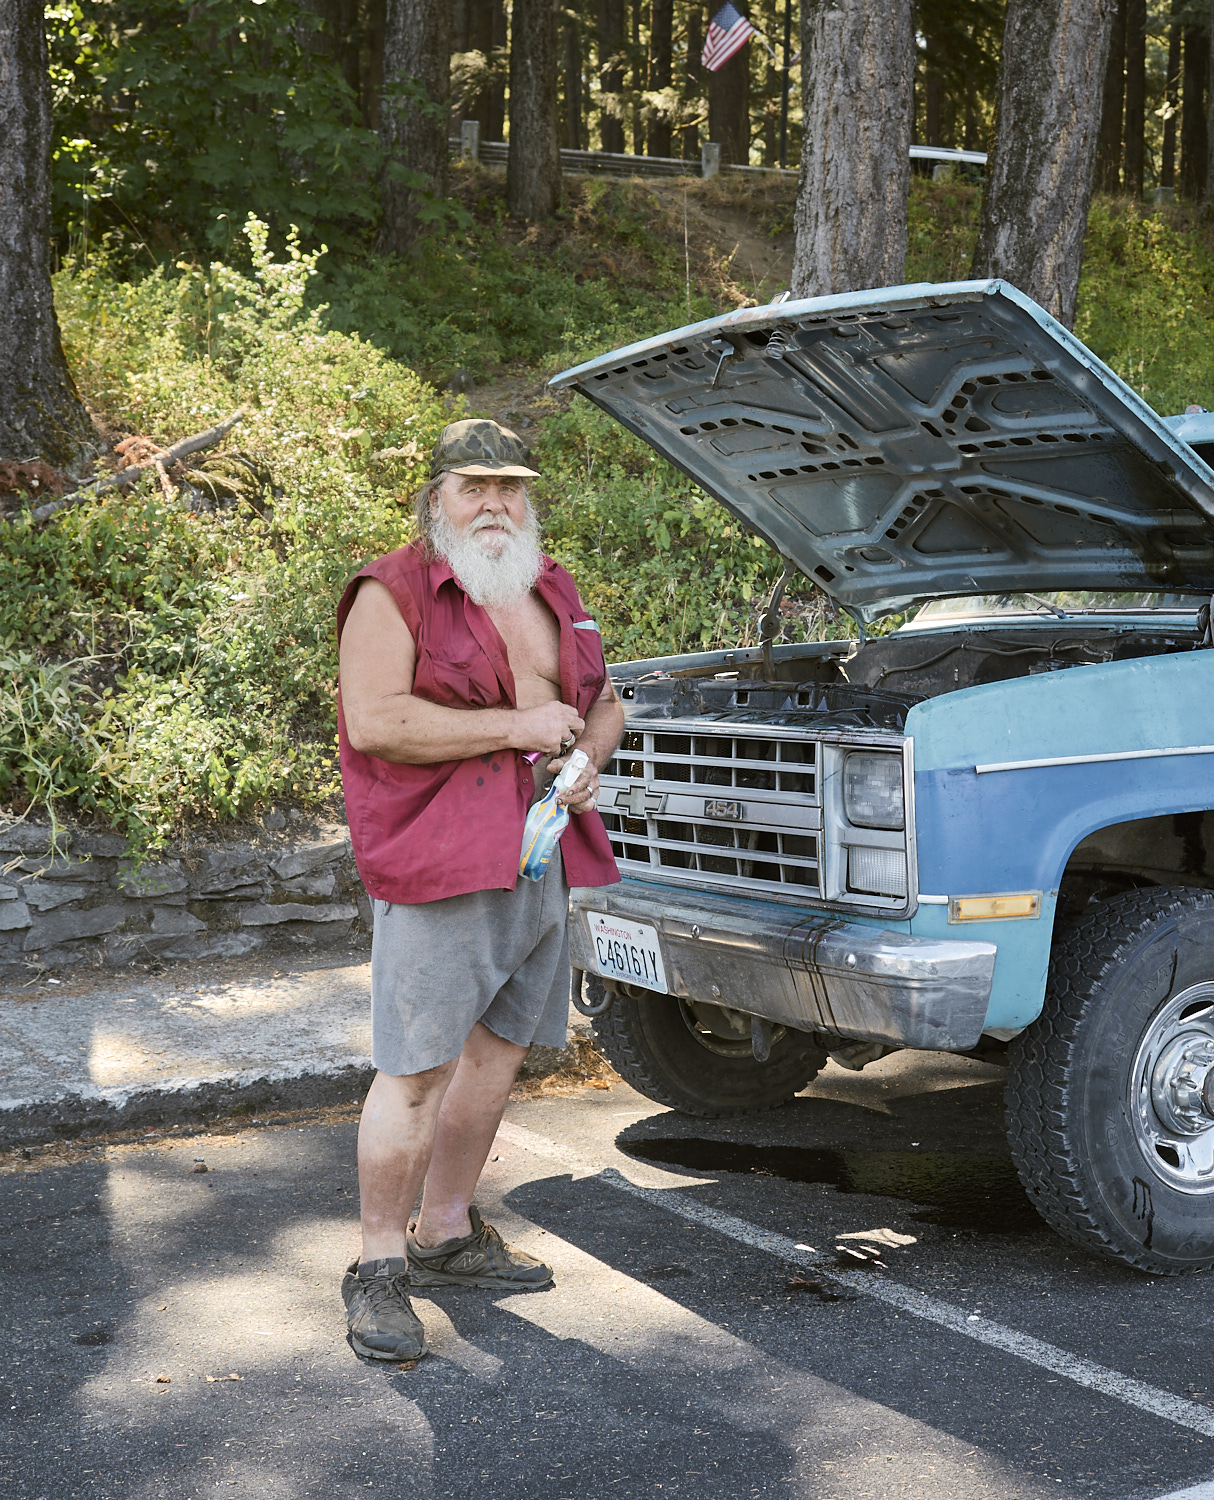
[335,419,623,1362]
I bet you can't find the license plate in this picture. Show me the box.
[585,911,669,994]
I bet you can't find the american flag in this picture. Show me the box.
[702,1,756,72]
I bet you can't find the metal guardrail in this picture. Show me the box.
[449,132,703,179]
[448,123,986,181]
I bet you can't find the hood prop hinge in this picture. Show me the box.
[841,602,868,647]
[758,565,795,679]
[708,338,738,390]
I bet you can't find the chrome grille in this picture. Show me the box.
[599,727,820,897]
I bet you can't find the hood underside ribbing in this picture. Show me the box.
[551,280,1214,623]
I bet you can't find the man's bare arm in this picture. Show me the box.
[339,579,584,764]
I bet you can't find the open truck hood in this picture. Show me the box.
[549,280,1214,624]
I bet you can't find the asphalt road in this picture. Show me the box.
[3,1049,1213,1500]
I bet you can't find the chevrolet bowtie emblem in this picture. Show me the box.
[623,783,664,817]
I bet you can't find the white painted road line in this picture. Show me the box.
[494,1217,1043,1498]
[1151,1484,1214,1500]
[498,1119,1214,1439]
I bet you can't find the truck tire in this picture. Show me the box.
[1006,887,1214,1274]
[590,983,827,1118]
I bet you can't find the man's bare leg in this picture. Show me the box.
[413,1022,528,1247]
[357,1061,457,1262]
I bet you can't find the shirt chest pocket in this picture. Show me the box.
[415,648,504,709]
[571,619,607,714]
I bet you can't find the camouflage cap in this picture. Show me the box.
[429,418,540,479]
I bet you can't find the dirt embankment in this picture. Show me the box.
[452,168,797,434]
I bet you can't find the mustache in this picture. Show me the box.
[468,511,521,536]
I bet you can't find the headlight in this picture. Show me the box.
[843,753,904,830]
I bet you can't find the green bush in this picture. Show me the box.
[313,173,719,384]
[22,208,821,847]
[20,216,448,846]
[906,176,984,284]
[1074,198,1214,416]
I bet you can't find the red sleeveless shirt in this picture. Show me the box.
[336,542,620,905]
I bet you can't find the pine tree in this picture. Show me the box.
[0,0,94,465]
[972,0,1116,329]
[791,0,914,296]
[379,0,451,254]
[508,0,562,217]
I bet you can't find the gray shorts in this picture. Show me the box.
[369,850,571,1077]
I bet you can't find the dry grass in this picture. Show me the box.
[509,1035,621,1100]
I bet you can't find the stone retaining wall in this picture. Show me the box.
[0,821,370,980]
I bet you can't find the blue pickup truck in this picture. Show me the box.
[550,279,1214,1276]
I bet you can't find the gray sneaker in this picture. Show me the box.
[407,1206,554,1289]
[342,1257,429,1362]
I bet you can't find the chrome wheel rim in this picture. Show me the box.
[1129,981,1214,1194]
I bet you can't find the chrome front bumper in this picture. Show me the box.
[568,878,997,1052]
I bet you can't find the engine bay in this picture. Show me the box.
[612,625,1207,733]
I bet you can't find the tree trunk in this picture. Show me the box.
[924,71,943,147]
[761,51,777,164]
[790,0,913,298]
[630,0,644,153]
[683,4,703,159]
[599,0,626,151]
[964,97,979,151]
[923,30,942,148]
[0,0,93,466]
[298,0,363,112]
[1206,1,1214,201]
[708,38,750,164]
[1095,0,1125,192]
[360,0,386,129]
[564,16,584,149]
[379,0,450,254]
[1123,0,1145,197]
[1181,20,1209,200]
[647,0,674,155]
[489,0,507,141]
[971,0,1115,330]
[1161,24,1180,188]
[464,0,495,139]
[778,0,793,167]
[508,0,562,218]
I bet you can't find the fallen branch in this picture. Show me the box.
[29,408,246,524]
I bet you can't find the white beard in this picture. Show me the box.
[430,498,543,608]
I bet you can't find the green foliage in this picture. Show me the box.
[534,404,782,658]
[0,648,111,848]
[47,0,382,255]
[314,174,717,384]
[1075,199,1214,415]
[905,177,983,283]
[19,216,448,846]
